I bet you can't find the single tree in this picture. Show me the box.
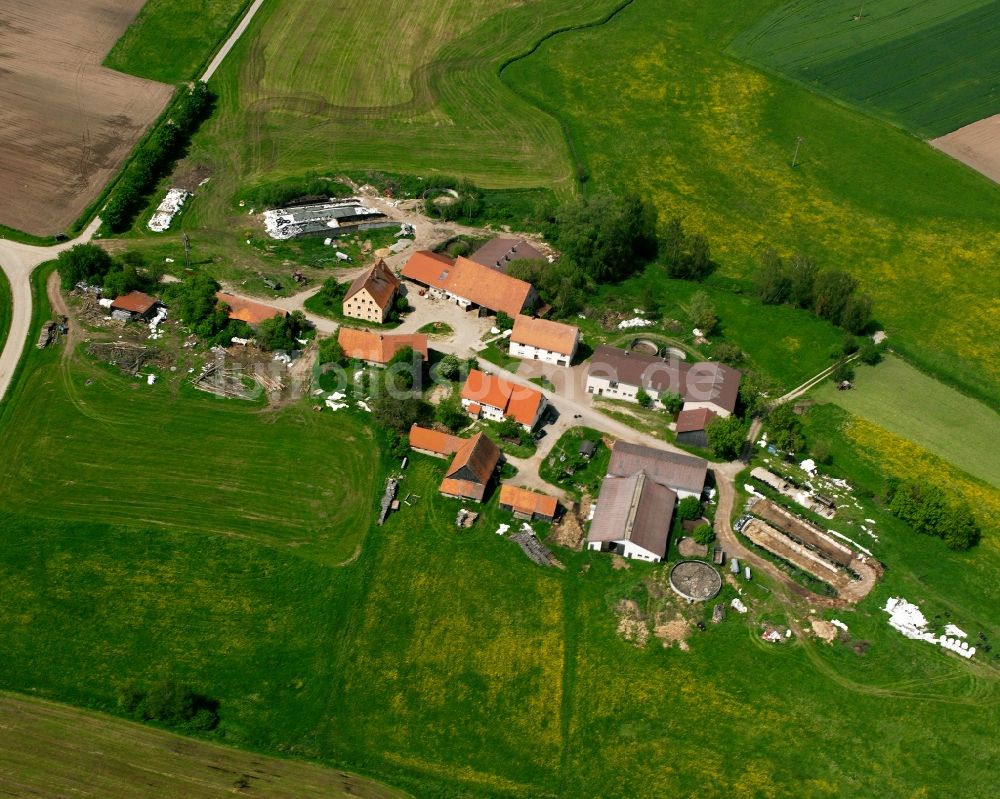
[434,354,462,382]
[840,292,873,334]
[786,254,818,309]
[858,339,882,365]
[706,415,746,459]
[57,243,113,290]
[812,270,857,324]
[318,336,344,365]
[693,523,715,545]
[685,291,718,333]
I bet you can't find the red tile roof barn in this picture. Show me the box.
[215,292,287,326]
[510,315,579,356]
[337,328,428,364]
[444,257,534,317]
[498,485,559,520]
[110,291,158,315]
[400,252,534,317]
[439,432,501,501]
[344,259,400,307]
[400,250,455,290]
[408,424,462,457]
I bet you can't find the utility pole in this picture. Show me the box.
[791,136,804,168]
[182,233,191,270]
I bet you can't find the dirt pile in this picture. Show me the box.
[615,599,649,648]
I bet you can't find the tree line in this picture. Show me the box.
[753,249,873,334]
[103,83,215,233]
[509,192,659,314]
[886,478,981,551]
[57,243,161,298]
[117,679,219,732]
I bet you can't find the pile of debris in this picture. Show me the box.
[377,478,398,526]
[883,597,977,659]
[511,526,563,568]
[614,599,649,648]
[37,320,57,349]
[87,342,154,375]
[190,361,257,400]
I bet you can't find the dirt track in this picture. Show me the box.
[931,114,1000,186]
[0,217,101,403]
[0,0,172,235]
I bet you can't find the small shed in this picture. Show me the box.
[578,440,597,459]
[498,485,559,522]
[110,291,160,321]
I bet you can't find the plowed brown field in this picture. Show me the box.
[0,0,172,235]
[932,113,1000,187]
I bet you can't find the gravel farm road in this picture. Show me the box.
[0,217,102,403]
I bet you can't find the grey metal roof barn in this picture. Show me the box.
[262,199,389,239]
[608,441,708,497]
[588,471,677,560]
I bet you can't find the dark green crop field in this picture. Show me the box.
[730,0,1000,137]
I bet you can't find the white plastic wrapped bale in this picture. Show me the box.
[617,317,654,329]
[147,188,190,232]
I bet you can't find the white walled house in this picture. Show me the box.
[585,345,741,418]
[509,315,579,367]
[460,369,547,431]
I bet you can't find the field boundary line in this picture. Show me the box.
[202,0,267,82]
[498,0,638,193]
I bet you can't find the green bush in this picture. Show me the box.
[677,496,703,521]
[693,523,715,545]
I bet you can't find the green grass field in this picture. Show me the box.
[730,0,1000,137]
[0,343,377,565]
[181,0,625,236]
[0,692,406,799]
[105,0,250,83]
[812,356,1000,488]
[501,0,1000,405]
[1,443,998,797]
[0,272,996,796]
